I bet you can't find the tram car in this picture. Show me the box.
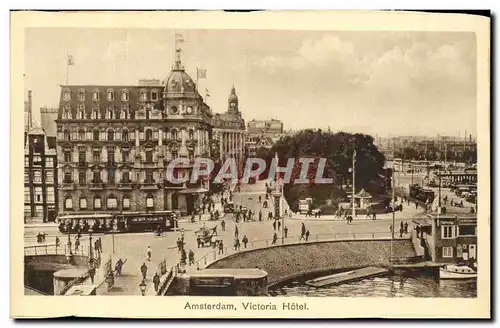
[409,184,435,204]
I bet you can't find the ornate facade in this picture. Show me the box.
[55,54,212,215]
[212,86,246,171]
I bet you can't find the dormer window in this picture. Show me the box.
[78,89,85,101]
[121,89,129,101]
[63,89,71,101]
[77,104,85,119]
[107,89,114,101]
[140,89,147,101]
[151,89,158,101]
[92,89,100,101]
[63,104,71,119]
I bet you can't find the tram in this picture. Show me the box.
[409,184,435,203]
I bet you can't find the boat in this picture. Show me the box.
[439,264,477,279]
[305,267,388,288]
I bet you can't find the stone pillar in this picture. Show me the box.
[219,132,223,161]
[135,129,140,147]
[158,129,162,146]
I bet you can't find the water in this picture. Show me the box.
[269,272,477,298]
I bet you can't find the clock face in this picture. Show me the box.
[186,106,193,114]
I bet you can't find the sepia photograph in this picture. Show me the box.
[11,10,490,318]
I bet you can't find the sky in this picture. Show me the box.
[24,28,477,138]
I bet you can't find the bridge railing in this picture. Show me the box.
[191,231,411,271]
[24,243,88,257]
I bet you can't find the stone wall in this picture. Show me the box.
[207,240,416,286]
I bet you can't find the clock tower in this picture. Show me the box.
[228,85,239,114]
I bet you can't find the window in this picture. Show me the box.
[46,171,53,183]
[33,156,42,165]
[78,150,85,163]
[188,151,194,163]
[64,197,73,210]
[107,197,118,209]
[79,171,86,185]
[46,158,53,167]
[34,187,42,202]
[122,171,130,183]
[107,148,115,164]
[145,170,154,184]
[92,89,100,101]
[122,130,129,141]
[146,195,154,208]
[46,187,54,202]
[107,89,114,101]
[33,171,41,183]
[442,225,456,239]
[92,106,100,119]
[171,151,178,160]
[108,168,115,184]
[171,129,178,140]
[122,150,129,163]
[121,89,129,101]
[25,157,29,166]
[24,187,30,202]
[140,89,147,101]
[145,129,152,141]
[459,225,476,236]
[107,129,114,141]
[78,89,85,101]
[442,246,453,258]
[93,129,100,141]
[78,129,85,140]
[24,171,29,183]
[63,89,71,101]
[64,172,73,183]
[123,196,130,209]
[92,171,101,183]
[188,130,194,140]
[63,104,71,119]
[146,150,153,162]
[79,198,87,209]
[107,105,114,119]
[64,151,72,162]
[77,104,85,119]
[94,197,102,209]
[121,104,129,119]
[93,150,100,163]
[151,89,158,101]
[64,129,71,141]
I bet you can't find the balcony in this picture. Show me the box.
[89,181,104,190]
[140,180,158,190]
[60,182,75,190]
[78,160,87,167]
[118,182,133,190]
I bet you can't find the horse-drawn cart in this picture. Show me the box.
[195,225,220,248]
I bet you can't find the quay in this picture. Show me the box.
[305,266,388,288]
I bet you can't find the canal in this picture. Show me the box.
[269,271,477,298]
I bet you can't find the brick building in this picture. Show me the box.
[55,53,212,216]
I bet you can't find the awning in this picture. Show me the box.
[177,187,209,194]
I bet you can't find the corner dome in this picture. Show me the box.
[228,86,238,103]
[164,69,196,94]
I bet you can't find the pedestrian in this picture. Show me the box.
[284,226,288,238]
[75,238,80,252]
[197,236,202,248]
[55,236,60,248]
[268,211,273,220]
[115,258,123,276]
[416,225,421,238]
[242,235,249,248]
[272,232,278,245]
[180,248,187,266]
[199,213,202,221]
[399,227,403,238]
[189,249,195,266]
[273,220,277,231]
[300,223,306,240]
[404,222,408,234]
[400,221,404,233]
[305,229,310,242]
[177,238,182,252]
[153,272,160,292]
[234,238,240,251]
[258,195,262,203]
[259,210,263,222]
[202,204,206,214]
[407,198,410,206]
[140,262,148,281]
[218,240,224,255]
[277,220,281,231]
[221,220,226,231]
[373,212,377,220]
[415,202,418,209]
[235,226,239,238]
[147,246,152,261]
[400,203,403,212]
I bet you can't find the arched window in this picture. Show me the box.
[145,129,153,141]
[93,129,100,141]
[151,89,158,101]
[63,129,71,141]
[78,129,85,140]
[121,103,129,119]
[122,129,129,141]
[92,105,99,119]
[78,89,85,101]
[140,89,147,101]
[64,197,73,210]
[171,129,178,140]
[77,104,85,119]
[121,89,129,101]
[63,104,71,119]
[107,105,114,119]
[107,129,114,141]
[146,194,154,209]
[63,89,71,101]
[92,89,100,101]
[107,89,114,101]
[188,129,194,140]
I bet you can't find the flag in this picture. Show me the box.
[205,89,210,97]
[67,55,75,66]
[175,34,184,43]
[197,68,207,79]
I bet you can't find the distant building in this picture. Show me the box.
[245,135,273,157]
[247,119,283,138]
[24,90,32,131]
[40,107,58,137]
[212,86,246,168]
[24,126,58,223]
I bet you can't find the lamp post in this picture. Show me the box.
[139,281,147,296]
[89,229,93,258]
[66,221,72,256]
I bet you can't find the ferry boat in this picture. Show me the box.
[440,264,477,280]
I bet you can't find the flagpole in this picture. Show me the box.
[196,67,199,93]
[65,51,69,85]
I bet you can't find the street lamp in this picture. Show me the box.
[89,229,93,258]
[66,221,72,256]
[139,281,147,296]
